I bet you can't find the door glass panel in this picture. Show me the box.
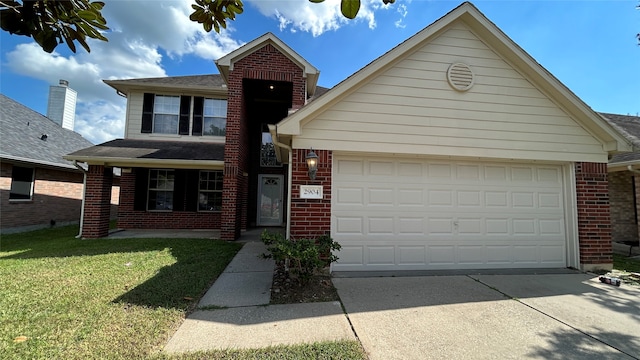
[258,175,283,226]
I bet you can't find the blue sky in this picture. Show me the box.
[1,0,638,144]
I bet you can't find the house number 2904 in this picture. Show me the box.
[299,185,323,199]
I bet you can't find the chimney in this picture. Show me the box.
[47,79,77,131]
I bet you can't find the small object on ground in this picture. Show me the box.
[14,336,28,343]
[599,276,621,286]
[183,296,194,301]
[630,273,640,279]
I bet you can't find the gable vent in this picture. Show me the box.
[447,63,474,92]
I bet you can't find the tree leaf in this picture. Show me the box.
[340,0,360,19]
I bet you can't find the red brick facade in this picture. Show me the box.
[289,149,332,239]
[221,43,306,240]
[1,162,84,232]
[609,171,639,243]
[117,170,220,229]
[82,165,113,238]
[575,162,612,269]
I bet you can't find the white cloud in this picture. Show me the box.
[249,0,388,36]
[3,0,244,144]
[395,4,408,29]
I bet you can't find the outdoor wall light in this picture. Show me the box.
[305,148,319,180]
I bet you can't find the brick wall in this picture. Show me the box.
[116,169,220,229]
[609,171,638,243]
[1,162,85,232]
[575,162,612,270]
[290,149,332,239]
[221,43,306,240]
[82,165,113,238]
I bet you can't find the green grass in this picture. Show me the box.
[152,341,367,360]
[0,225,366,360]
[613,253,640,273]
[0,225,242,359]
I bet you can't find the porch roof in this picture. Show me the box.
[64,139,225,169]
[601,113,640,171]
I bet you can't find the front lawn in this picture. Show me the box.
[0,225,242,359]
[0,225,366,360]
[613,253,640,273]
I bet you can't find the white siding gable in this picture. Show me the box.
[292,22,606,163]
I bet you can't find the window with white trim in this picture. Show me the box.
[153,95,180,134]
[10,166,34,201]
[202,99,227,136]
[198,170,223,211]
[148,169,174,210]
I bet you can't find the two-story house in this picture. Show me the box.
[66,3,632,273]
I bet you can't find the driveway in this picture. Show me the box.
[333,273,640,360]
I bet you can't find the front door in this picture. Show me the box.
[257,174,284,226]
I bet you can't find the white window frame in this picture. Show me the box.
[198,170,223,212]
[147,169,174,211]
[202,98,227,136]
[152,95,180,134]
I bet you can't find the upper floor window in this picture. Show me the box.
[141,93,227,137]
[152,95,180,134]
[10,166,34,201]
[203,99,227,136]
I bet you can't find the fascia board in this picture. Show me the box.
[61,155,224,169]
[103,80,228,97]
[1,154,78,171]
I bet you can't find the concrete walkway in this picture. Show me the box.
[159,229,639,358]
[163,232,355,353]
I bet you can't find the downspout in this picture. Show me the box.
[269,124,292,240]
[72,161,87,238]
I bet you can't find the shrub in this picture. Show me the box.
[261,231,341,284]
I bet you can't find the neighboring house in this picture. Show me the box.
[0,93,96,233]
[601,113,640,244]
[66,2,632,272]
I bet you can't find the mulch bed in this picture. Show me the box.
[269,262,340,304]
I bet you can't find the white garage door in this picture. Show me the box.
[332,156,567,271]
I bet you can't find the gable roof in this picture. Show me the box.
[0,94,93,170]
[104,74,227,96]
[216,32,320,97]
[275,2,631,155]
[600,113,640,169]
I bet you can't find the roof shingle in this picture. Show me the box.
[0,94,93,169]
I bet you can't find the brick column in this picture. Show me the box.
[82,165,113,238]
[575,162,612,271]
[221,43,306,240]
[290,149,332,239]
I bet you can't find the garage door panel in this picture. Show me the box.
[332,156,567,271]
[398,246,426,265]
[428,246,456,264]
[458,245,486,265]
[368,246,395,265]
[336,246,365,266]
